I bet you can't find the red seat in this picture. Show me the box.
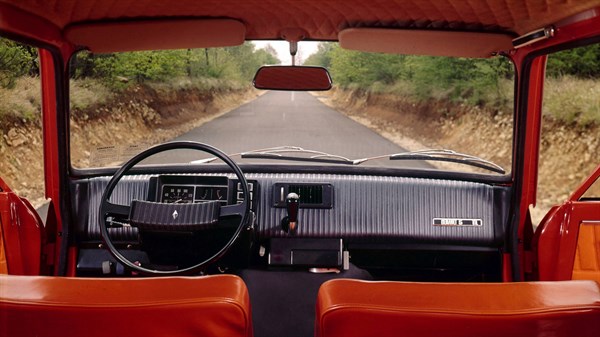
[0,274,253,337]
[316,279,600,337]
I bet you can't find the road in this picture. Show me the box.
[145,91,430,169]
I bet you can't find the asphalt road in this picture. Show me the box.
[144,91,430,169]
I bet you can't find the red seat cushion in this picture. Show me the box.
[0,274,252,337]
[316,279,600,337]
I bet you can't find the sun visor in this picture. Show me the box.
[65,19,246,53]
[339,28,513,58]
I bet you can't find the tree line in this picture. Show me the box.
[70,43,279,88]
[0,39,279,89]
[304,42,600,110]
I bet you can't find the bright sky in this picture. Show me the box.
[253,41,321,65]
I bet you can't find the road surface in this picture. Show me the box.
[148,91,430,169]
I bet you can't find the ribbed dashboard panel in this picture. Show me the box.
[76,173,506,245]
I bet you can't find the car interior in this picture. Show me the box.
[1,1,600,337]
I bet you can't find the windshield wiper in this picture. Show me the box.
[240,146,361,165]
[388,149,505,174]
[190,146,505,174]
[190,146,359,165]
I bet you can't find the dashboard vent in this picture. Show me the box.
[289,184,323,204]
[273,183,333,209]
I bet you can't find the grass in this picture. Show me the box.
[543,76,600,126]
[350,75,600,126]
[0,77,41,124]
[0,76,249,128]
[70,78,113,111]
[146,77,247,93]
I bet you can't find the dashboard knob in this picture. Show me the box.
[282,192,300,234]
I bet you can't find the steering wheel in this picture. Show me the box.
[98,141,251,275]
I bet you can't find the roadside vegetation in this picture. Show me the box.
[0,41,279,129]
[304,43,600,126]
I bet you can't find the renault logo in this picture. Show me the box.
[172,210,179,220]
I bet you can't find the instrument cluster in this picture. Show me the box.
[149,175,258,212]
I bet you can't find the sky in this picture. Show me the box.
[252,41,321,65]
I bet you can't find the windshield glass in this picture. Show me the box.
[69,42,514,174]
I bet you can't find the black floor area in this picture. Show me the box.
[237,265,373,337]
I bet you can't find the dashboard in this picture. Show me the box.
[75,172,510,245]
[71,172,512,278]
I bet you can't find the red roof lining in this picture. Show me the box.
[3,0,600,41]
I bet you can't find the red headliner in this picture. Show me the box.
[2,0,600,41]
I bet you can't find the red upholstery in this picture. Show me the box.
[0,274,253,337]
[316,279,600,337]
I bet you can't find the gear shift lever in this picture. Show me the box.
[281,192,299,234]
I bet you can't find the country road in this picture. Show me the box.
[148,91,431,169]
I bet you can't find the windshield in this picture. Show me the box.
[69,42,514,175]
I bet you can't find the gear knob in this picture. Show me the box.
[281,192,299,234]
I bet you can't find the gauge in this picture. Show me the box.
[215,187,228,201]
[195,186,212,201]
[162,185,194,203]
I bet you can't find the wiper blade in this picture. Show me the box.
[190,146,505,174]
[389,149,505,174]
[190,146,359,165]
[240,146,361,165]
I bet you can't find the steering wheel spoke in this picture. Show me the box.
[220,202,247,218]
[104,202,131,218]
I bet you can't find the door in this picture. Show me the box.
[534,159,600,281]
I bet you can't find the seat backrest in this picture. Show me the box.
[0,274,253,337]
[316,279,600,337]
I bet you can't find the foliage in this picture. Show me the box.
[547,44,600,78]
[1,38,280,126]
[305,41,600,125]
[0,39,38,88]
[304,43,334,68]
[306,43,514,112]
[69,42,280,89]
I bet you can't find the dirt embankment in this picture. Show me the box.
[1,84,260,206]
[315,88,600,224]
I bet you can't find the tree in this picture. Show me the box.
[0,40,38,88]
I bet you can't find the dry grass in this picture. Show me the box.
[147,77,247,93]
[543,76,600,126]
[362,76,600,126]
[0,77,112,125]
[0,77,41,123]
[70,78,112,111]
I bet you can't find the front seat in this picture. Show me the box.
[0,274,253,337]
[316,279,600,337]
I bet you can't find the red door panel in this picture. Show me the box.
[0,177,46,275]
[534,165,600,281]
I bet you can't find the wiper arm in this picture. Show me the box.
[389,149,505,174]
[240,146,361,165]
[190,146,505,173]
[190,146,359,165]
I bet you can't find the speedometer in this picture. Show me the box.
[161,185,194,203]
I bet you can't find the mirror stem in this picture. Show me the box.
[290,41,298,66]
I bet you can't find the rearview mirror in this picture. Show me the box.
[253,66,332,91]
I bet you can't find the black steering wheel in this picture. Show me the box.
[99,141,251,275]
